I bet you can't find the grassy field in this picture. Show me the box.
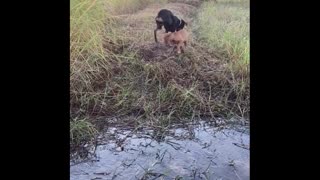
[70,0,249,153]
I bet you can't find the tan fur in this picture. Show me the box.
[163,29,189,54]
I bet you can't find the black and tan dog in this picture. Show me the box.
[154,9,187,43]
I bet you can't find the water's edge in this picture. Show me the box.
[71,120,249,180]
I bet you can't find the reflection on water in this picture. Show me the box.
[71,121,249,180]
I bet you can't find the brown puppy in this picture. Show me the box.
[164,29,189,54]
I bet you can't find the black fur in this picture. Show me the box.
[154,9,187,43]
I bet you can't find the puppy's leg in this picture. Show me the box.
[164,34,170,45]
[172,45,179,54]
[176,41,187,54]
[180,45,185,53]
[181,41,187,53]
[176,43,182,54]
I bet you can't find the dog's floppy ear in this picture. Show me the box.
[155,17,163,22]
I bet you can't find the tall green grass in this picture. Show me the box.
[194,0,249,74]
[70,0,167,152]
[70,117,98,150]
[106,0,167,15]
[70,0,108,61]
[193,0,249,117]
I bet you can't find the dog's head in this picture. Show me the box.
[155,17,163,23]
[155,17,164,29]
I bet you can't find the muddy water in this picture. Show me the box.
[70,121,249,180]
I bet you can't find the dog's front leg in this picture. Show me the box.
[154,22,163,43]
[154,29,159,43]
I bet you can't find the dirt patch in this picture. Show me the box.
[138,43,176,62]
[168,0,203,7]
[128,2,196,20]
[114,2,196,45]
[106,2,200,73]
[161,2,197,19]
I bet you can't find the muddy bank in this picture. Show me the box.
[70,120,249,180]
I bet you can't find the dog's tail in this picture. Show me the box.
[181,19,188,28]
[184,20,188,27]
